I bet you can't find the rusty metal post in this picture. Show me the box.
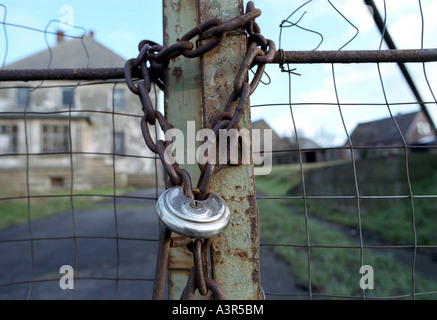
[163,0,262,300]
[162,0,205,300]
[198,0,262,300]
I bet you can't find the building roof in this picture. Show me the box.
[349,111,420,146]
[5,33,126,70]
[252,119,282,145]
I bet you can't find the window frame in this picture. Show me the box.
[112,88,126,110]
[16,87,31,108]
[41,125,70,153]
[62,87,76,108]
[113,132,125,155]
[0,124,18,154]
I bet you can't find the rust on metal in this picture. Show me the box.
[65,0,436,302]
[163,0,205,300]
[271,48,437,64]
[198,0,262,300]
[1,49,437,81]
[172,67,183,82]
[170,236,192,248]
[152,224,172,300]
[0,68,133,81]
[180,267,196,300]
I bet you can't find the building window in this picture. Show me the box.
[62,88,75,108]
[42,125,70,152]
[0,125,18,154]
[51,177,65,189]
[113,132,125,155]
[17,87,30,108]
[113,89,125,110]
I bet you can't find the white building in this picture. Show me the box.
[0,31,161,192]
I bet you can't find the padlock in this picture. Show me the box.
[156,186,230,239]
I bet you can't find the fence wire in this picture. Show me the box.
[253,0,437,300]
[0,6,164,299]
[0,0,436,301]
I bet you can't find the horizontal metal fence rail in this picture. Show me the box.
[1,0,437,301]
[0,48,436,81]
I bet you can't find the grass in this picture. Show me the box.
[291,155,437,246]
[256,161,342,197]
[258,198,437,299]
[0,187,136,230]
[256,154,437,299]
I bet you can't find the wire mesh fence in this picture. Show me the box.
[0,0,436,300]
[251,0,437,300]
[0,7,165,298]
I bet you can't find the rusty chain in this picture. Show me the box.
[125,1,275,300]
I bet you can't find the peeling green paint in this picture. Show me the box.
[163,0,204,300]
[199,0,262,300]
[164,0,261,300]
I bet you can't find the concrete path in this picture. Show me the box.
[0,188,306,300]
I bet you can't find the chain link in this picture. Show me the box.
[125,1,275,300]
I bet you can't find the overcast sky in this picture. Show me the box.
[1,0,436,146]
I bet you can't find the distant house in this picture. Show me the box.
[0,31,160,192]
[252,119,323,165]
[345,110,436,159]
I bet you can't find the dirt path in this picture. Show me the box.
[0,188,305,300]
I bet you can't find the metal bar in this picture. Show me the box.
[0,68,132,81]
[271,48,437,64]
[152,223,172,300]
[0,49,436,82]
[364,0,437,135]
[198,0,262,300]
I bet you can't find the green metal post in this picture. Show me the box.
[163,0,204,300]
[198,0,262,300]
[163,0,262,300]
